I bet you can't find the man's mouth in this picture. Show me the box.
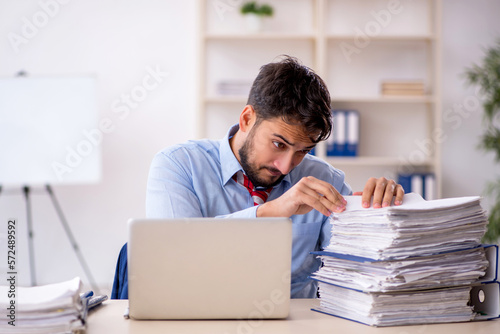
[265,167,282,177]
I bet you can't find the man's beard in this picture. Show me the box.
[238,129,286,188]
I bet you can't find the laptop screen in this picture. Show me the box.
[127,217,292,320]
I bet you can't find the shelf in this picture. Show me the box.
[323,156,434,167]
[326,34,435,42]
[206,95,435,104]
[331,96,435,104]
[205,32,316,40]
[199,0,442,197]
[205,96,247,104]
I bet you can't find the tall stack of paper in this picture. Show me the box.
[316,284,478,326]
[325,193,487,260]
[310,193,499,326]
[0,277,86,333]
[313,247,489,293]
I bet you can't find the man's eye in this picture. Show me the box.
[273,141,285,149]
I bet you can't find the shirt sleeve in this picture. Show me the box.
[146,150,203,218]
[146,149,259,219]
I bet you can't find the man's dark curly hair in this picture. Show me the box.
[247,55,332,143]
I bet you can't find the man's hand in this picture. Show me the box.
[257,176,346,218]
[353,177,404,208]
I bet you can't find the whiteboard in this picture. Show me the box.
[0,76,101,185]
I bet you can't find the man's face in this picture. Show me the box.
[238,118,317,188]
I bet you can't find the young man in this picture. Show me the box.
[146,56,404,298]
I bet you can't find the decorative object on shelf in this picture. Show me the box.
[380,80,425,96]
[240,1,274,32]
[465,38,500,243]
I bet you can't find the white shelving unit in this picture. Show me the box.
[198,0,442,197]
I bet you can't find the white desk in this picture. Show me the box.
[87,299,500,334]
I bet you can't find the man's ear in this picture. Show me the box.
[239,105,256,133]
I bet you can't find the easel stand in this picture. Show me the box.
[10,185,99,292]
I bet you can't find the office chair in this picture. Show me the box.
[111,243,128,299]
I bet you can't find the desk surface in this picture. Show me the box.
[87,299,500,334]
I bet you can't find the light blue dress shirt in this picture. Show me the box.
[146,125,352,298]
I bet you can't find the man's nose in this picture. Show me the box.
[274,153,296,175]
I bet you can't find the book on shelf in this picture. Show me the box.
[382,89,425,96]
[326,110,359,157]
[215,80,252,96]
[310,193,500,326]
[381,80,425,96]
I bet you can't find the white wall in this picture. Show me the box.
[0,0,198,292]
[441,0,500,211]
[0,0,499,292]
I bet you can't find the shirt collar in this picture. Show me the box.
[219,124,291,188]
[220,124,244,186]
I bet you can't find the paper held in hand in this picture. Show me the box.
[326,193,487,260]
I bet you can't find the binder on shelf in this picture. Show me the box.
[345,110,359,156]
[334,110,346,156]
[398,173,436,200]
[327,110,359,157]
[325,122,335,156]
[411,174,423,197]
[424,174,436,201]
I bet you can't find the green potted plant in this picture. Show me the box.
[240,2,274,32]
[464,38,500,243]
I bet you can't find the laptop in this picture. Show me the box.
[127,217,292,320]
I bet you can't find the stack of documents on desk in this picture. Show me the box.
[317,284,475,326]
[0,277,86,333]
[310,193,500,326]
[325,193,488,260]
[312,246,489,292]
